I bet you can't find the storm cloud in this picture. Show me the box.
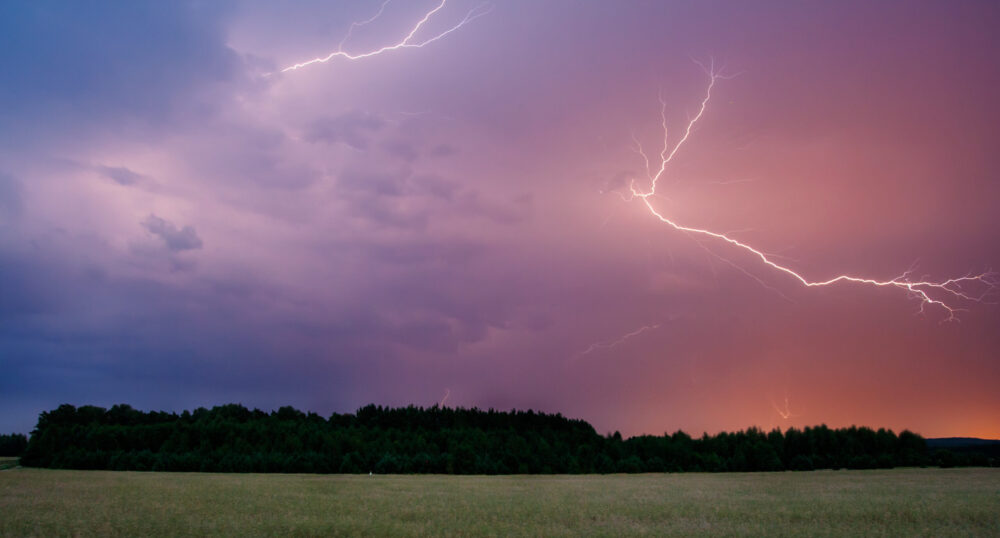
[0,0,998,441]
[143,215,203,252]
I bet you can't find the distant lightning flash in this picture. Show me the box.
[579,324,661,357]
[622,60,996,321]
[771,394,799,420]
[281,0,492,73]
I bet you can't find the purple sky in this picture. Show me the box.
[1,0,999,438]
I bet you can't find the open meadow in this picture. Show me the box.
[1,467,998,536]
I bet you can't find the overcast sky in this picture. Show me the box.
[1,0,998,437]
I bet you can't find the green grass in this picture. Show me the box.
[0,457,18,470]
[1,468,997,537]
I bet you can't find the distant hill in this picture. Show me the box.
[926,438,1000,449]
[926,438,1000,463]
[927,437,1000,459]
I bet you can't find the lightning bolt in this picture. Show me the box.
[622,60,996,321]
[281,0,493,73]
[770,394,799,420]
[337,0,393,52]
[579,324,662,357]
[439,388,450,407]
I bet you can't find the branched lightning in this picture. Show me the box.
[579,324,661,357]
[770,394,799,420]
[621,60,997,321]
[281,0,493,73]
[337,0,393,52]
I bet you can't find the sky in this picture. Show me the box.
[1,0,998,438]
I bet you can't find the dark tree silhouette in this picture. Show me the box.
[18,403,987,474]
[0,433,27,457]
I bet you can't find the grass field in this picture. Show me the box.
[1,467,997,537]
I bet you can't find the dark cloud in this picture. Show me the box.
[0,246,361,433]
[410,174,459,200]
[96,165,145,186]
[1,0,999,440]
[351,196,431,230]
[334,164,530,229]
[0,1,243,146]
[360,239,483,266]
[456,190,533,225]
[0,226,523,433]
[381,139,420,163]
[184,124,321,192]
[429,144,459,158]
[142,215,203,252]
[0,249,57,321]
[337,168,407,197]
[0,172,23,218]
[304,110,387,150]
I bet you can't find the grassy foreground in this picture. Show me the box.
[1,467,997,537]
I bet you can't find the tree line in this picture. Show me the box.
[16,403,996,473]
[0,433,27,457]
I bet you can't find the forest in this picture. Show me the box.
[15,404,996,473]
[0,433,27,457]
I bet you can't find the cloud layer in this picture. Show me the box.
[1,0,998,439]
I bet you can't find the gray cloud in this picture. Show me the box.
[304,110,387,150]
[96,165,145,186]
[410,174,459,200]
[0,172,23,218]
[338,169,407,197]
[0,2,244,148]
[334,163,531,230]
[182,123,321,192]
[381,139,419,163]
[142,215,203,252]
[457,190,533,225]
[428,144,459,158]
